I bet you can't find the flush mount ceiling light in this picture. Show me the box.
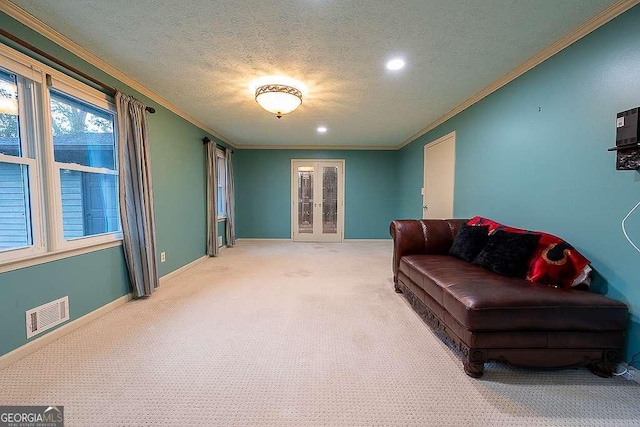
[251,76,306,119]
[255,84,302,118]
[317,126,327,133]
[386,58,405,71]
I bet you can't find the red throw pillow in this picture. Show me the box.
[467,216,590,288]
[526,232,590,288]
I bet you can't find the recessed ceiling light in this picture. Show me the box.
[386,59,405,71]
[317,126,328,133]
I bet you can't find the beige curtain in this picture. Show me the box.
[116,91,158,298]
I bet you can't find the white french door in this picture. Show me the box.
[291,160,344,242]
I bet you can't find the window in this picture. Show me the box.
[0,67,42,260]
[0,45,121,268]
[216,149,227,218]
[50,90,119,241]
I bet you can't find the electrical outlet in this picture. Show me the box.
[160,252,166,263]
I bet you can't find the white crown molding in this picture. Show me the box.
[398,0,640,149]
[234,144,397,150]
[0,1,237,148]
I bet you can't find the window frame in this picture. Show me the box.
[0,57,45,263]
[216,148,227,220]
[0,43,123,272]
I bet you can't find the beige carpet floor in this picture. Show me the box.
[1,241,639,426]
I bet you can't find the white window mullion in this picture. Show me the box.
[0,154,36,166]
[38,71,63,252]
[21,75,46,255]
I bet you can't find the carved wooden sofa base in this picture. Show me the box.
[397,281,621,378]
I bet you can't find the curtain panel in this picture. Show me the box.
[115,91,159,298]
[206,141,219,256]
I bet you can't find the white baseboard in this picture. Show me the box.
[0,293,132,370]
[159,255,208,284]
[236,238,292,241]
[344,239,392,242]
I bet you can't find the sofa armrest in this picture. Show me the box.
[389,219,467,285]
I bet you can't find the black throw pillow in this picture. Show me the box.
[449,224,490,262]
[473,230,541,278]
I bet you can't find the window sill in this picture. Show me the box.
[217,217,227,222]
[0,240,123,274]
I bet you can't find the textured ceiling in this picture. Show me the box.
[11,0,617,147]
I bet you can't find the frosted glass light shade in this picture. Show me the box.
[255,84,302,118]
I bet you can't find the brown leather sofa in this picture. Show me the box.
[390,219,628,378]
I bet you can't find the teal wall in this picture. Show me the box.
[0,13,225,357]
[398,6,640,362]
[0,248,129,356]
[235,150,397,239]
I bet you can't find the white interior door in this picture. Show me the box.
[423,132,456,219]
[292,160,344,242]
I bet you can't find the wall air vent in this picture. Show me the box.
[25,296,70,339]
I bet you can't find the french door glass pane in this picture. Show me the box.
[60,169,119,239]
[322,166,338,234]
[50,90,116,170]
[297,166,314,234]
[0,69,21,157]
[0,162,33,251]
